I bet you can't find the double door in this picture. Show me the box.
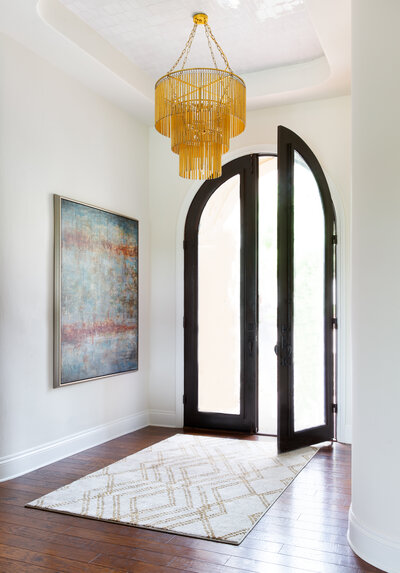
[184,126,336,452]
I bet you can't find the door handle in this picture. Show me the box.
[248,340,253,356]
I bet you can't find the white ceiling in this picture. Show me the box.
[57,0,324,78]
[0,0,351,124]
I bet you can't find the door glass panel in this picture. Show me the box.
[293,152,325,431]
[198,175,240,414]
[258,157,278,434]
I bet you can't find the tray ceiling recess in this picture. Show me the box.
[57,0,324,78]
[0,0,351,123]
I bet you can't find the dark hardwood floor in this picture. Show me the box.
[0,427,383,573]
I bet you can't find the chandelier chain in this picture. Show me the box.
[181,24,197,70]
[204,25,218,70]
[205,24,232,72]
[167,20,233,74]
[168,23,198,74]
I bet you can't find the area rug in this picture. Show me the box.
[26,434,317,544]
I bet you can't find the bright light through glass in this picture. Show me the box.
[258,157,278,435]
[198,175,241,414]
[293,152,325,432]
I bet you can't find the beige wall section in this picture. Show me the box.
[148,95,352,441]
[348,1,400,570]
[0,32,150,478]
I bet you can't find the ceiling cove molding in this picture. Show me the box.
[37,0,154,119]
[243,56,330,98]
[38,0,345,118]
[37,0,153,99]
[0,0,350,122]
[0,0,153,121]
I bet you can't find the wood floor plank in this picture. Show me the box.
[165,555,251,573]
[168,534,284,556]
[0,544,121,573]
[0,507,69,533]
[0,427,383,573]
[247,523,350,546]
[225,553,361,573]
[241,534,355,558]
[0,531,100,563]
[91,553,184,573]
[0,556,62,573]
[253,514,349,536]
[62,525,230,565]
[279,543,384,572]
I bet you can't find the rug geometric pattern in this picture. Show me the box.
[26,434,317,544]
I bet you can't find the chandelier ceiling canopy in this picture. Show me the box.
[154,13,246,180]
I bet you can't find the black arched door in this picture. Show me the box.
[184,126,337,452]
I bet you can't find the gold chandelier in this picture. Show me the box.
[155,13,246,180]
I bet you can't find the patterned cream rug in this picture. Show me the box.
[26,434,317,544]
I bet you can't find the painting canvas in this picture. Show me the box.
[54,196,138,386]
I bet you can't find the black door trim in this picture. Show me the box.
[277,126,336,452]
[183,154,258,431]
[184,136,336,448]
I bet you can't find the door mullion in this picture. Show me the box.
[277,130,294,451]
[241,155,259,432]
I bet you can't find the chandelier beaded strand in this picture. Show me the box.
[154,13,246,179]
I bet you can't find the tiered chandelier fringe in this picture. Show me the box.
[154,16,246,179]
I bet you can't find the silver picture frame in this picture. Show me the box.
[53,195,139,387]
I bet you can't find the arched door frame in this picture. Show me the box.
[174,144,349,443]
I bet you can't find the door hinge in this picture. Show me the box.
[183,395,187,405]
[332,234,338,245]
[332,317,338,329]
[332,403,338,413]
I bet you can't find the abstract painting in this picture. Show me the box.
[54,196,138,386]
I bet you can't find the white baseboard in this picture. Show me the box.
[0,410,149,482]
[348,506,400,573]
[149,409,178,428]
[337,423,352,445]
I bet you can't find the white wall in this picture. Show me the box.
[0,32,150,480]
[348,1,400,570]
[148,95,352,441]
[0,29,353,481]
